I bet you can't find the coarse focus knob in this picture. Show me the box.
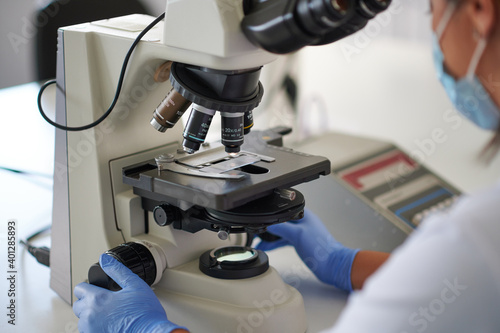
[153,204,180,227]
[88,242,157,291]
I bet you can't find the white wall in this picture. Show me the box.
[255,0,500,191]
[254,0,434,138]
[0,1,39,89]
[0,0,165,89]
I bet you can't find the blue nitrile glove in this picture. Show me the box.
[73,254,188,333]
[257,209,360,291]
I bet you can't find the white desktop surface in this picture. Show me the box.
[0,76,498,333]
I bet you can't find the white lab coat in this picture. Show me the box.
[322,180,500,333]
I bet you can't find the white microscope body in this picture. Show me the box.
[50,1,308,332]
[49,0,394,330]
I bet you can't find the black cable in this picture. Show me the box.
[25,225,51,242]
[20,226,51,267]
[37,12,166,131]
[20,241,50,267]
[0,166,52,179]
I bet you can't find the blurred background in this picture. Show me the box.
[0,0,429,89]
[0,0,165,89]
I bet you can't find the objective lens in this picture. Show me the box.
[151,88,192,132]
[182,105,215,154]
[221,112,244,154]
[244,110,254,135]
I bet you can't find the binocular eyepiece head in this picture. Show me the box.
[241,0,392,54]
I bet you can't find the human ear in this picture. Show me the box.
[467,0,496,37]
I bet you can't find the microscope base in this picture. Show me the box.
[156,260,307,333]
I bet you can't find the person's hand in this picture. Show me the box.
[257,209,360,291]
[73,254,188,333]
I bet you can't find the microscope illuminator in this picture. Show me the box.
[199,246,269,279]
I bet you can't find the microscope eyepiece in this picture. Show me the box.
[360,0,391,14]
[332,0,350,14]
[241,0,353,54]
[311,0,392,45]
[297,0,352,32]
[242,0,392,53]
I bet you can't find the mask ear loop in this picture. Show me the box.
[436,2,457,40]
[466,37,487,80]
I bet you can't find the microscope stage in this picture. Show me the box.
[123,130,331,211]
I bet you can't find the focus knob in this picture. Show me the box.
[88,242,157,291]
[153,204,180,227]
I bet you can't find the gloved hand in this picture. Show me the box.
[73,254,188,333]
[257,209,360,291]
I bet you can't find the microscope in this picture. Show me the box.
[48,1,391,332]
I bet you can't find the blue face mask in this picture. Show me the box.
[432,3,500,130]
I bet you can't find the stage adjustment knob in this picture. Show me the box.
[153,204,180,227]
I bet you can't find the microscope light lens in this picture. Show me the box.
[200,246,269,279]
[215,248,257,263]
